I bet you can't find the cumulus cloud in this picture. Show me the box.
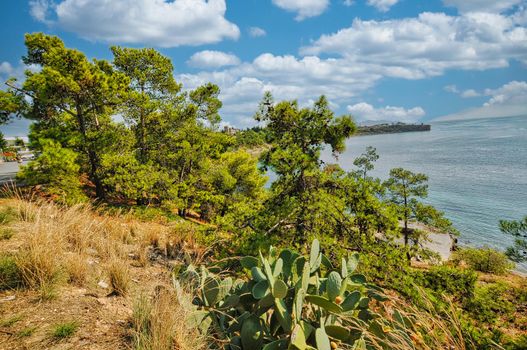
[366,0,399,12]
[249,27,267,37]
[177,53,386,125]
[436,81,527,121]
[444,85,460,93]
[187,51,240,69]
[29,0,52,22]
[483,80,527,106]
[442,0,523,13]
[444,85,481,97]
[301,11,527,78]
[0,62,14,76]
[29,0,240,47]
[174,9,526,126]
[461,89,481,98]
[272,0,330,20]
[347,102,425,122]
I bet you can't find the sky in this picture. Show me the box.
[0,0,526,135]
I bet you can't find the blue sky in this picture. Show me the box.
[0,0,526,135]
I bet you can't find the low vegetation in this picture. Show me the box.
[51,321,79,339]
[451,247,514,275]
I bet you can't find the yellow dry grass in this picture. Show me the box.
[131,285,207,350]
[0,196,208,349]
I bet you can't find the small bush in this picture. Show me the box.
[465,282,514,324]
[0,255,22,290]
[418,265,477,300]
[65,254,88,286]
[17,326,37,338]
[452,247,514,275]
[0,206,16,224]
[0,227,14,240]
[51,321,78,339]
[38,281,59,301]
[107,259,130,296]
[131,287,208,350]
[0,314,23,327]
[15,241,63,293]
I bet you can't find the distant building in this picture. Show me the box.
[1,137,34,162]
[223,126,239,135]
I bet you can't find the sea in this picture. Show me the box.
[322,115,527,272]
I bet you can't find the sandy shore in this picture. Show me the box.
[400,221,454,261]
[423,232,454,261]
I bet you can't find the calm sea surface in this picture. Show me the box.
[322,115,527,271]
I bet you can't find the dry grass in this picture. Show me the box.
[107,258,130,296]
[13,219,64,299]
[143,225,163,250]
[131,284,207,350]
[64,253,89,286]
[369,290,472,350]
[136,243,151,267]
[0,193,211,349]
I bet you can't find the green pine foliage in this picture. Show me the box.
[17,139,87,204]
[500,216,527,262]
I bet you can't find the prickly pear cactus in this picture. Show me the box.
[184,240,415,350]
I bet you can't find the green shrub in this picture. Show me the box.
[465,282,514,323]
[451,247,514,275]
[0,255,22,290]
[0,206,16,224]
[51,321,78,339]
[509,334,527,350]
[417,265,477,300]
[17,326,37,338]
[0,314,23,327]
[0,227,14,240]
[16,139,87,205]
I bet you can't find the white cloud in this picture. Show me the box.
[30,0,240,47]
[301,11,527,78]
[187,51,240,69]
[177,53,385,125]
[461,89,481,98]
[444,85,481,97]
[0,62,14,76]
[272,0,330,20]
[366,0,399,12]
[343,0,354,6]
[29,0,52,22]
[436,81,527,121]
[483,80,527,106]
[442,0,523,13]
[347,102,425,122]
[444,85,460,93]
[174,9,526,127]
[249,27,267,37]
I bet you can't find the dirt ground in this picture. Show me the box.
[0,260,173,350]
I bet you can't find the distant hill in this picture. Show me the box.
[356,122,431,135]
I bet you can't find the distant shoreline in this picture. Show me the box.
[356,123,431,136]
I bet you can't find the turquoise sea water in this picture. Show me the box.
[323,115,527,271]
